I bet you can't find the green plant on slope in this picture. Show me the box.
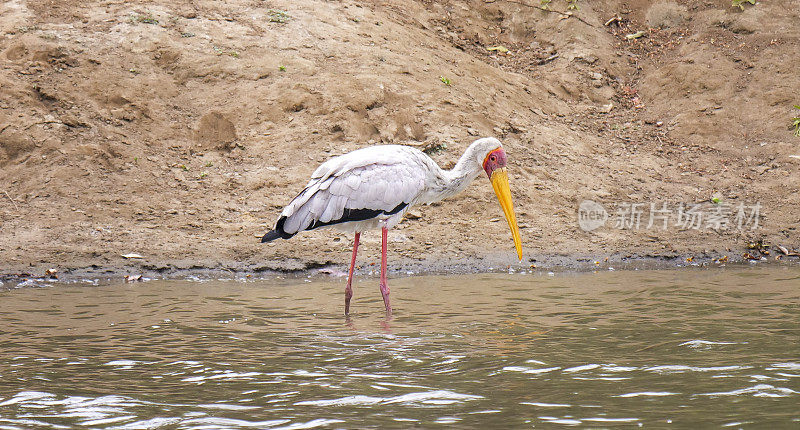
[566,0,580,11]
[732,0,756,10]
[130,12,158,25]
[792,105,800,137]
[267,9,290,23]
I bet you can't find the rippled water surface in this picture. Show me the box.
[1,267,799,428]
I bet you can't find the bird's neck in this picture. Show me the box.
[432,148,483,201]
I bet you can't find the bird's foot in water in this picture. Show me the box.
[344,287,352,316]
[379,282,391,315]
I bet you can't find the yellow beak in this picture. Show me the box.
[490,167,523,261]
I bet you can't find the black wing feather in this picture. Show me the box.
[260,202,407,242]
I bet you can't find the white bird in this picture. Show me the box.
[261,137,522,315]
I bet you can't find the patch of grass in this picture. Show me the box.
[204,161,213,168]
[566,0,580,11]
[130,12,159,25]
[792,105,800,137]
[732,0,756,10]
[539,0,551,10]
[279,65,286,72]
[267,9,290,24]
[439,76,451,86]
[16,25,40,33]
[422,141,447,154]
[179,164,189,171]
[213,46,239,57]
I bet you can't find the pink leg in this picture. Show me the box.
[345,232,360,315]
[379,226,392,315]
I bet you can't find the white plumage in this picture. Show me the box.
[272,144,456,236]
[261,137,522,315]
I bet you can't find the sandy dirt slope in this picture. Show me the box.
[0,0,798,280]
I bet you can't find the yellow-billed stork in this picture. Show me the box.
[261,137,522,315]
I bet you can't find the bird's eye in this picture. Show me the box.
[490,155,496,162]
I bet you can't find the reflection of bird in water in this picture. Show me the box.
[261,137,522,315]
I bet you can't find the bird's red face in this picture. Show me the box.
[482,147,522,261]
[482,147,507,178]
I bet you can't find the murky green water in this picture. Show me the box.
[0,267,798,428]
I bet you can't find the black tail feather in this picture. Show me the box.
[261,230,282,243]
[260,216,293,242]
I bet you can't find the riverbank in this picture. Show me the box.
[2,251,797,288]
[2,0,798,281]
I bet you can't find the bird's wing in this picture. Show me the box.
[275,146,430,237]
[309,145,413,181]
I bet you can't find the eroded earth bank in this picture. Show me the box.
[1,0,799,281]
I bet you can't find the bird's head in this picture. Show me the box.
[482,145,507,178]
[470,137,522,261]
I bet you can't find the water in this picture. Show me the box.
[0,267,798,428]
